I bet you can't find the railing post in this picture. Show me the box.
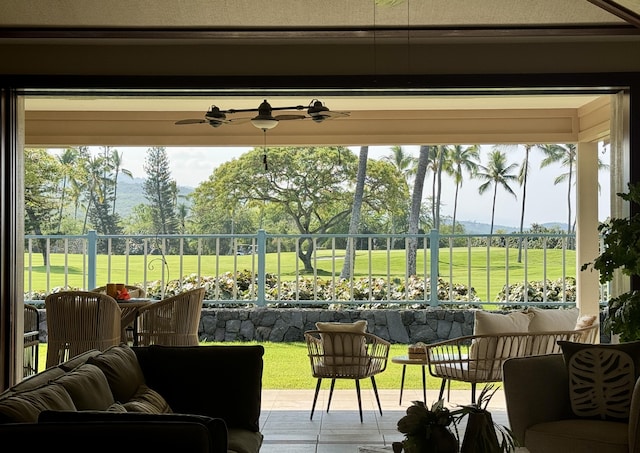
[429,229,439,306]
[87,230,97,290]
[257,229,267,306]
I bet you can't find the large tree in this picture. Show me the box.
[25,148,63,265]
[477,148,519,235]
[192,146,405,271]
[142,146,179,235]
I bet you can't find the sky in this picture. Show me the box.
[83,144,612,228]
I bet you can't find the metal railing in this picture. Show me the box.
[24,229,592,307]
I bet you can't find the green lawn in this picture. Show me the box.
[36,342,476,391]
[25,247,575,302]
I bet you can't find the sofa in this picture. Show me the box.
[503,353,640,453]
[0,343,264,453]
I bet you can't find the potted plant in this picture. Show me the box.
[452,385,518,453]
[581,182,640,342]
[393,399,459,453]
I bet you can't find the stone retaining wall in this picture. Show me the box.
[36,307,607,344]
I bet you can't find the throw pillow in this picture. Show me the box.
[470,311,534,373]
[315,320,368,368]
[472,310,534,335]
[0,384,76,423]
[123,384,173,414]
[558,340,640,420]
[526,307,579,332]
[87,344,146,403]
[52,363,115,411]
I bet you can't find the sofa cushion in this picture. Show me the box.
[526,419,628,453]
[526,307,579,332]
[0,384,76,423]
[123,385,172,414]
[559,340,640,421]
[137,345,263,432]
[52,363,115,411]
[87,344,146,403]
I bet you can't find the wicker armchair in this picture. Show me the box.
[135,287,205,346]
[23,304,40,377]
[45,291,121,368]
[305,329,390,422]
[423,324,598,403]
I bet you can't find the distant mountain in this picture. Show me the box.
[458,220,568,234]
[113,178,194,218]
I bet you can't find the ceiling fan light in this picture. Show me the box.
[251,117,279,129]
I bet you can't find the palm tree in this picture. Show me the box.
[476,149,519,235]
[539,144,575,234]
[55,147,79,232]
[448,144,480,233]
[407,145,430,276]
[383,145,416,180]
[516,144,543,261]
[340,146,368,279]
[109,149,133,215]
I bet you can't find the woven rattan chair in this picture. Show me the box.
[23,304,40,377]
[135,287,205,346]
[423,324,598,404]
[305,329,390,422]
[45,291,121,368]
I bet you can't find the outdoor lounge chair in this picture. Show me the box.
[305,321,390,422]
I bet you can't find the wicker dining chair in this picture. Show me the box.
[23,304,40,377]
[135,287,205,346]
[305,326,390,422]
[45,291,121,368]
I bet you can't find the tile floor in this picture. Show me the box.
[259,387,510,453]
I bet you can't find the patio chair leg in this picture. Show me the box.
[355,379,363,423]
[439,378,447,401]
[327,379,336,413]
[471,383,477,404]
[310,378,322,420]
[371,376,383,416]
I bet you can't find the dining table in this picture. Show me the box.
[117,298,153,346]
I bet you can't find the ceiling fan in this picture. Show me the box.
[175,99,350,130]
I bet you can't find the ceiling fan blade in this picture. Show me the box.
[275,114,306,121]
[227,117,252,125]
[175,119,207,125]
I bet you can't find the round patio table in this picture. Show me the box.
[391,355,429,406]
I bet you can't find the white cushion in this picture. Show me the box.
[473,310,534,335]
[527,307,579,332]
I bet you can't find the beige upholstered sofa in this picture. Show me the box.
[503,352,639,453]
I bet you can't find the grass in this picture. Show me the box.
[35,341,476,391]
[25,247,575,302]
